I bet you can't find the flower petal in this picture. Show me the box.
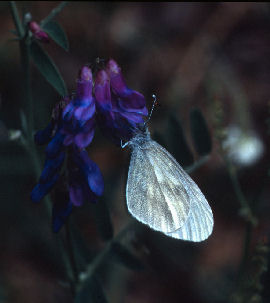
[69,183,84,206]
[106,59,127,95]
[74,102,96,121]
[40,152,65,183]
[74,129,95,149]
[72,149,104,196]
[118,91,148,114]
[46,131,65,158]
[31,173,59,203]
[76,66,93,101]
[63,133,74,146]
[94,70,112,110]
[34,122,53,145]
[52,200,73,233]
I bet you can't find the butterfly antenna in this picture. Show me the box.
[144,94,157,127]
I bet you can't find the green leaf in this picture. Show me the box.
[75,275,108,303]
[167,113,194,167]
[190,108,212,156]
[110,242,144,271]
[30,41,67,96]
[42,21,69,51]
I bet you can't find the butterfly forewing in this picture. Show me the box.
[126,139,191,234]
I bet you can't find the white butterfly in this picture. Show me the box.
[124,127,213,242]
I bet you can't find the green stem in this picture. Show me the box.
[186,155,209,174]
[65,220,79,296]
[20,39,34,138]
[9,1,24,38]
[10,2,33,138]
[235,222,252,284]
[40,2,68,27]
[226,160,257,226]
[78,220,136,291]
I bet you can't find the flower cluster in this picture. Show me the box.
[95,59,148,144]
[31,59,148,232]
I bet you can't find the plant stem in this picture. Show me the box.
[20,39,34,137]
[238,222,252,277]
[186,155,209,174]
[78,220,136,291]
[226,161,257,226]
[10,2,33,139]
[65,220,79,296]
[9,1,24,38]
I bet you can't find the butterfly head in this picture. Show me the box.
[122,125,151,149]
[121,94,157,149]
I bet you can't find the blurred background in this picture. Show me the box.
[0,2,270,302]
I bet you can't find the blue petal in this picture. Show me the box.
[74,129,95,149]
[31,173,59,203]
[34,122,53,145]
[87,161,104,196]
[40,152,65,183]
[72,149,104,196]
[46,131,65,158]
[52,200,73,233]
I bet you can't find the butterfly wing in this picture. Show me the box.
[166,185,213,242]
[126,139,191,234]
[126,139,213,242]
[150,140,213,242]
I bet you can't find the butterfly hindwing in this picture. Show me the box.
[151,141,214,241]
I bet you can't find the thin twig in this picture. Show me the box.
[78,220,136,291]
[9,1,24,38]
[185,155,209,174]
[65,220,79,292]
[226,160,257,226]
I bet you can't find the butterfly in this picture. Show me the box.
[124,126,213,242]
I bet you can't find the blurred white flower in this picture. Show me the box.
[9,129,22,141]
[222,125,264,166]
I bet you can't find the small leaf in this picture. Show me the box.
[110,242,144,271]
[42,21,69,51]
[75,275,108,303]
[30,40,67,96]
[167,113,194,167]
[190,108,212,156]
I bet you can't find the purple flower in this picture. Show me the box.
[31,66,104,232]
[28,21,49,43]
[61,67,96,149]
[52,200,73,233]
[94,59,148,144]
[68,148,104,206]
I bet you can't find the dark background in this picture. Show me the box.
[0,2,270,302]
